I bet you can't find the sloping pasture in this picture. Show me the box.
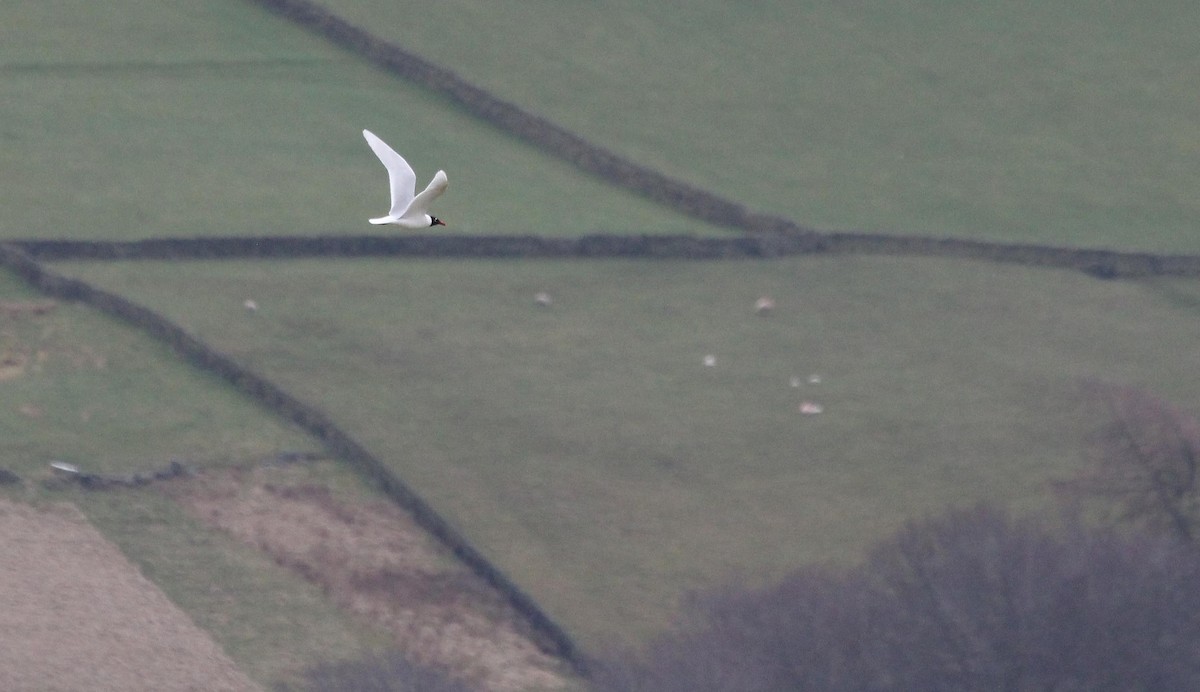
[0,271,317,478]
[0,1,719,239]
[312,0,1200,251]
[5,0,1200,679]
[62,255,1200,647]
[0,270,398,687]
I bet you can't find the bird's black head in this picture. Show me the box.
[430,216,445,227]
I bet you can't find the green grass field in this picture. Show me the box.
[7,2,1197,247]
[0,2,720,240]
[318,0,1200,251]
[0,272,318,476]
[4,0,1200,681]
[0,270,395,688]
[62,256,1200,646]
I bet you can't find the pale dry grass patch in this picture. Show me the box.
[168,467,569,691]
[0,498,259,691]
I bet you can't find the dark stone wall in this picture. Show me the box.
[237,0,1200,279]
[248,0,811,237]
[0,243,587,674]
[13,234,1200,278]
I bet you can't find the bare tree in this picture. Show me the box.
[592,505,1200,691]
[1059,382,1200,541]
[864,507,1200,690]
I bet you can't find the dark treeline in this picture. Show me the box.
[1057,382,1200,543]
[593,505,1200,692]
[594,386,1200,691]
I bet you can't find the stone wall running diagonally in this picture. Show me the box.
[0,243,589,676]
[247,0,814,238]
[245,0,1200,272]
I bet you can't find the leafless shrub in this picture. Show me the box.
[592,505,1200,691]
[1057,382,1200,541]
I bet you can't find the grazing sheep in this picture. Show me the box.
[754,296,775,314]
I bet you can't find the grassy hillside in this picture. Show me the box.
[7,0,1200,674]
[0,269,398,687]
[317,0,1200,251]
[0,273,317,476]
[72,481,397,688]
[0,1,722,239]
[62,256,1200,646]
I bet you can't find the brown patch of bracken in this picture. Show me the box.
[167,467,569,691]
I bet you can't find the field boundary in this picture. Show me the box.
[13,234,1200,279]
[247,0,809,237]
[7,0,1195,676]
[0,243,589,676]
[241,0,1200,274]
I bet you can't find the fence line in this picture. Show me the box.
[0,242,589,675]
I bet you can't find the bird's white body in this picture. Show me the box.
[362,129,448,228]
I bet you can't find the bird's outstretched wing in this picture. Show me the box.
[363,129,416,217]
[402,170,448,224]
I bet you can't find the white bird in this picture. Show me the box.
[362,129,448,228]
